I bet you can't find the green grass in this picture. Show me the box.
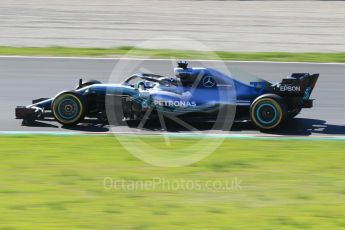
[0,135,345,229]
[1,46,345,62]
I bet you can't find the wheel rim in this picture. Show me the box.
[256,103,278,125]
[251,99,283,129]
[53,94,83,124]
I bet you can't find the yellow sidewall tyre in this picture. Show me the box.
[250,94,287,130]
[52,92,85,126]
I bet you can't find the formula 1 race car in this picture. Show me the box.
[15,61,319,130]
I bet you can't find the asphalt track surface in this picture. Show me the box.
[1,56,344,136]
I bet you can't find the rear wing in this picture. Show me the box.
[274,73,319,99]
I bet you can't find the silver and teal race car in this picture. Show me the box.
[15,61,319,130]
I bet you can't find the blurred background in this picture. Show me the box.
[1,0,345,52]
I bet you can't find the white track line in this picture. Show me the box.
[0,55,345,65]
[0,131,344,140]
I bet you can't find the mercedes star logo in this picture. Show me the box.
[202,76,216,87]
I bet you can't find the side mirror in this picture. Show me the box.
[78,79,83,88]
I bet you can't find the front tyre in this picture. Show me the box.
[250,94,287,130]
[52,91,85,126]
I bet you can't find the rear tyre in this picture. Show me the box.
[52,91,85,126]
[250,94,287,130]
